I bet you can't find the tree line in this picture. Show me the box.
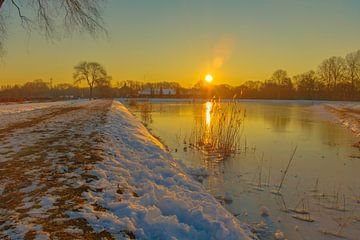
[1,50,360,102]
[211,49,360,100]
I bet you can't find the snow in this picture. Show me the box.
[274,230,285,240]
[0,99,86,128]
[70,101,253,239]
[314,102,360,137]
[19,181,39,193]
[0,99,253,239]
[178,162,209,182]
[0,99,85,114]
[259,206,270,217]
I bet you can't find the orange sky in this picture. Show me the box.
[1,0,360,87]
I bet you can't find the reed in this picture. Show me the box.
[139,102,153,127]
[189,100,245,159]
[271,146,298,195]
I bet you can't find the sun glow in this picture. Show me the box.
[205,74,213,83]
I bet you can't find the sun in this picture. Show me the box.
[205,74,213,83]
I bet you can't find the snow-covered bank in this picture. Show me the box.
[315,103,360,137]
[0,99,253,239]
[72,101,253,239]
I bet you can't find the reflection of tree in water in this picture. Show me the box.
[298,118,314,135]
[139,103,153,127]
[263,106,292,132]
[318,121,344,147]
[272,115,290,132]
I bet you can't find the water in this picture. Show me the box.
[124,99,360,240]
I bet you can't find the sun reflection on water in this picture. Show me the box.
[205,101,213,127]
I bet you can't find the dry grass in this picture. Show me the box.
[139,102,153,127]
[189,100,245,160]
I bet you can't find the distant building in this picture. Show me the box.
[139,88,176,96]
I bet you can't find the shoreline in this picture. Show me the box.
[317,103,360,138]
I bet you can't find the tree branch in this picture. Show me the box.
[11,0,31,27]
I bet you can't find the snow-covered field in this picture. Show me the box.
[0,100,253,239]
[0,99,86,129]
[0,99,85,114]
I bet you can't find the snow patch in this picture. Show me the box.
[71,101,253,239]
[0,99,85,114]
[315,103,360,137]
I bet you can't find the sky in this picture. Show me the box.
[1,0,360,87]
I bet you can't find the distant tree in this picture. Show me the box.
[270,69,291,86]
[318,58,332,88]
[73,61,111,99]
[345,50,360,89]
[95,77,112,98]
[124,80,143,91]
[268,69,293,99]
[243,80,262,90]
[0,0,106,55]
[234,81,263,99]
[318,56,346,89]
[329,56,347,86]
[294,71,318,99]
[22,79,50,98]
[213,84,233,98]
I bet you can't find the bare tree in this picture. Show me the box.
[345,50,360,89]
[0,0,106,54]
[73,61,111,99]
[294,70,319,99]
[329,56,346,86]
[318,58,332,88]
[318,56,346,89]
[270,69,291,86]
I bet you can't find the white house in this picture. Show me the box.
[139,88,177,96]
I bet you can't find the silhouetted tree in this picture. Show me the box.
[318,56,346,89]
[271,70,290,86]
[73,61,111,99]
[22,79,50,98]
[3,47,360,101]
[95,76,113,97]
[345,50,360,90]
[268,69,293,99]
[294,71,319,99]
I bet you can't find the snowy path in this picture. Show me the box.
[0,100,113,238]
[0,100,251,239]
